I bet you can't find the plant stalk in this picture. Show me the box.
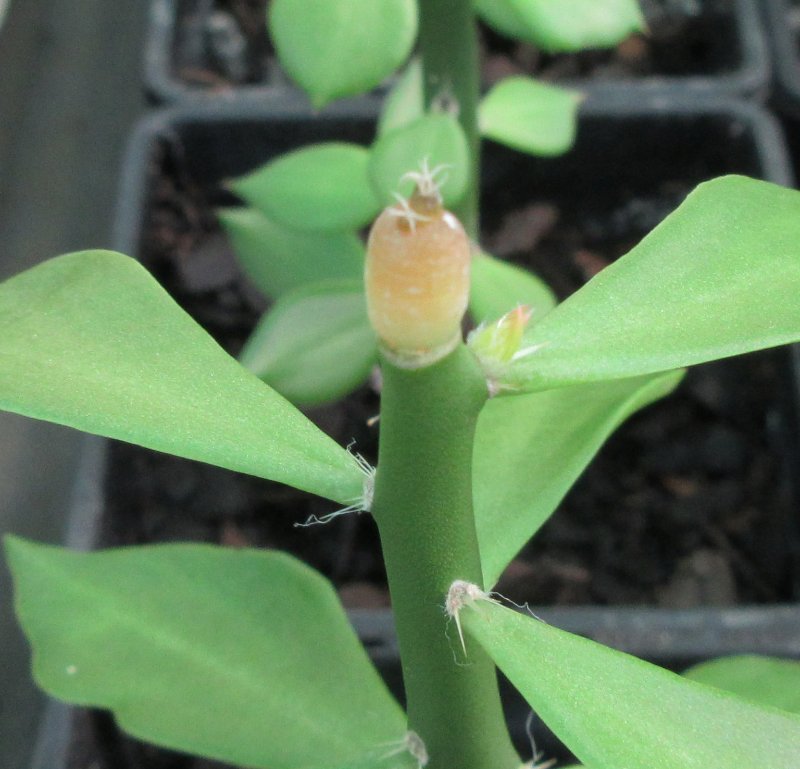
[372,345,519,769]
[417,0,481,238]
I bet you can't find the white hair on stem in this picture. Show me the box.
[444,580,501,656]
[399,156,451,202]
[386,192,432,233]
[444,581,545,657]
[385,158,452,233]
[522,711,556,769]
[294,443,375,527]
[378,730,429,768]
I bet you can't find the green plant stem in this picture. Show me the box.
[417,0,480,238]
[372,345,519,769]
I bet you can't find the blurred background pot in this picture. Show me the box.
[144,0,771,104]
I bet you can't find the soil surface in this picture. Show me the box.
[172,0,740,89]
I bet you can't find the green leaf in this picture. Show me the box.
[459,596,800,769]
[6,539,407,769]
[479,77,581,157]
[477,0,644,52]
[241,280,377,407]
[218,207,364,299]
[684,656,800,716]
[269,0,418,107]
[368,114,470,207]
[0,251,364,505]
[506,177,800,392]
[231,143,380,232]
[473,0,530,41]
[470,253,557,325]
[474,370,682,588]
[378,57,424,136]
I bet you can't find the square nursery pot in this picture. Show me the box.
[30,96,800,768]
[762,0,800,117]
[144,0,770,104]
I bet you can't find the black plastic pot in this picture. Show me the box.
[144,0,771,104]
[29,96,800,767]
[762,0,800,117]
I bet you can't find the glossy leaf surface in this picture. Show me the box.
[461,597,800,768]
[506,177,800,392]
[231,143,380,232]
[7,539,407,769]
[0,252,363,504]
[477,0,644,51]
[378,57,424,136]
[474,370,683,587]
[479,77,581,156]
[684,656,800,715]
[469,253,557,324]
[269,0,417,107]
[369,114,470,206]
[241,280,377,407]
[219,207,364,299]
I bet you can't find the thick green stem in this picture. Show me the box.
[417,0,480,238]
[372,346,519,769]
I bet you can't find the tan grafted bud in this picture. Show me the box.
[365,181,471,369]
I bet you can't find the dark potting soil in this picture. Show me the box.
[97,135,800,611]
[171,0,738,90]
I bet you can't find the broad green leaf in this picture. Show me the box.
[479,77,581,157]
[241,280,378,407]
[231,144,380,232]
[378,58,424,136]
[474,370,682,588]
[470,253,557,324]
[473,0,529,41]
[459,596,800,769]
[218,207,364,299]
[6,539,407,769]
[506,177,800,392]
[269,0,417,107]
[369,114,470,207]
[478,0,644,52]
[684,656,800,715]
[0,252,364,505]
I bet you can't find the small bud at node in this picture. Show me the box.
[467,305,535,392]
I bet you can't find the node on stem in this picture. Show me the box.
[444,580,499,656]
[294,447,375,527]
[381,730,429,768]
